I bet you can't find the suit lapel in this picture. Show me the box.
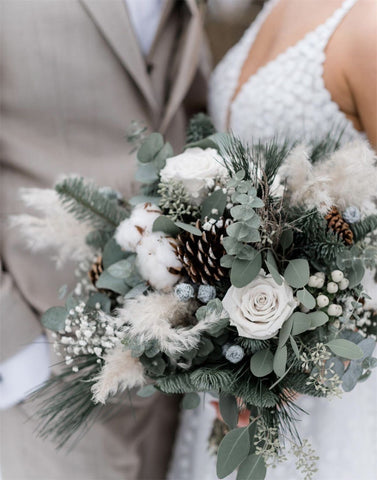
[79,0,158,113]
[159,0,204,133]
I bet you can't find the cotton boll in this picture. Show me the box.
[115,203,162,252]
[136,233,182,290]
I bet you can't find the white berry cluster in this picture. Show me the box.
[53,302,123,372]
[307,270,351,318]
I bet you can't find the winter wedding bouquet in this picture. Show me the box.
[14,115,377,480]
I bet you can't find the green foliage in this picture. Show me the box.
[237,454,266,480]
[190,368,235,391]
[230,376,279,408]
[236,337,270,354]
[289,207,346,267]
[250,349,274,377]
[156,373,195,394]
[284,259,310,288]
[85,229,113,249]
[158,180,200,222]
[55,177,128,232]
[135,132,173,197]
[216,426,251,479]
[182,392,201,409]
[223,171,264,287]
[219,393,239,429]
[28,356,105,448]
[308,128,344,164]
[41,306,67,332]
[351,214,377,242]
[185,113,216,144]
[326,339,363,360]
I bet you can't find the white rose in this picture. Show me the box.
[159,148,227,204]
[222,271,298,340]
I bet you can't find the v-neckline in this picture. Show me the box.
[226,0,350,129]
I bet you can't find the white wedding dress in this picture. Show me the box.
[168,0,377,479]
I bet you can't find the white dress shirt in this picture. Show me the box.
[125,0,163,55]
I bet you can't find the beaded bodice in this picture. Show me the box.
[209,0,364,143]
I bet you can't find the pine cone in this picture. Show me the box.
[175,218,230,285]
[325,206,354,245]
[88,255,104,286]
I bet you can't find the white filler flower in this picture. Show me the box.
[160,147,227,204]
[222,271,298,340]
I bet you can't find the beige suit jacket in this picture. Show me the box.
[0,1,209,478]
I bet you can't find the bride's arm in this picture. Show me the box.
[344,0,377,148]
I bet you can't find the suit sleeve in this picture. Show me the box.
[0,258,43,363]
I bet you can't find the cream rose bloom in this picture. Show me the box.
[222,271,298,340]
[159,147,227,204]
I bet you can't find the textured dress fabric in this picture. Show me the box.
[169,0,377,478]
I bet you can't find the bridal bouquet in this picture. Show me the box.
[14,115,377,479]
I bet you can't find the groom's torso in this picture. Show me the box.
[0,0,208,317]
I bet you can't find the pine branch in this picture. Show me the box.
[28,356,106,448]
[55,177,129,232]
[186,113,216,144]
[156,373,195,394]
[351,214,377,242]
[190,368,235,391]
[308,127,344,164]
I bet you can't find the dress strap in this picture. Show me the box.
[316,0,359,49]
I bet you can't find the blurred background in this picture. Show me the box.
[206,0,262,65]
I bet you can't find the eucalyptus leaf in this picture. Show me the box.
[86,293,111,313]
[265,250,283,285]
[124,283,148,299]
[216,427,250,479]
[280,229,293,250]
[342,361,363,392]
[297,288,316,310]
[250,349,274,377]
[291,312,311,336]
[278,316,293,348]
[237,245,258,261]
[347,259,365,289]
[102,238,129,269]
[284,259,310,288]
[220,254,235,268]
[175,221,202,236]
[326,339,363,360]
[237,454,266,480]
[137,384,156,398]
[137,133,164,164]
[219,393,239,429]
[230,254,262,288]
[153,142,173,170]
[182,392,200,410]
[134,163,159,183]
[108,258,136,279]
[201,189,227,220]
[308,311,329,329]
[289,335,300,359]
[96,271,129,295]
[230,204,256,221]
[153,216,180,236]
[41,306,67,332]
[273,345,287,378]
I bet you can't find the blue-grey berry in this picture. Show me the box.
[225,345,245,364]
[174,283,195,302]
[197,284,217,304]
[222,343,231,355]
[343,206,361,224]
